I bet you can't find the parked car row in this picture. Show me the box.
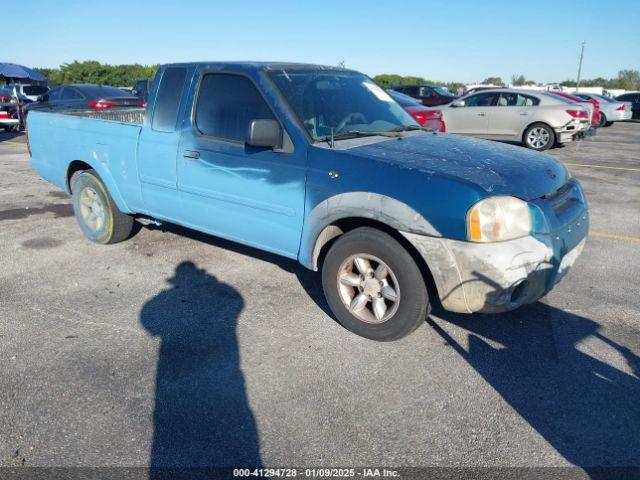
[0,87,33,131]
[26,84,145,114]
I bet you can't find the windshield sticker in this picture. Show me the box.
[363,82,394,103]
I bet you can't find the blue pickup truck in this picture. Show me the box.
[27,62,589,341]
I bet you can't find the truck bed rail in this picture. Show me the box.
[59,108,145,125]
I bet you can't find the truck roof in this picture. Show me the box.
[161,61,355,73]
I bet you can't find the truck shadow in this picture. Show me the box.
[429,301,640,476]
[149,223,331,314]
[140,261,262,477]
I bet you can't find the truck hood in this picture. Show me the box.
[346,132,568,200]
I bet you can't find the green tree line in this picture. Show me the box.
[34,61,158,87]
[33,61,639,92]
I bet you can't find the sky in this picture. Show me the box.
[6,0,639,84]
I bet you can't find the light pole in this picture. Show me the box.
[576,41,586,93]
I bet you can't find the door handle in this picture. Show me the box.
[477,112,486,117]
[328,170,340,180]
[183,150,200,159]
[520,112,529,116]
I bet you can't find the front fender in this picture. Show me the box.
[298,192,441,270]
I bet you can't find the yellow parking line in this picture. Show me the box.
[565,162,640,173]
[590,230,640,244]
[3,141,26,147]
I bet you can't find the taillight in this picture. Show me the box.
[0,111,8,119]
[566,109,588,119]
[616,104,625,111]
[137,101,147,108]
[88,100,115,109]
[412,112,427,125]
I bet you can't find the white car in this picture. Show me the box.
[5,83,49,102]
[573,92,633,126]
[434,89,591,150]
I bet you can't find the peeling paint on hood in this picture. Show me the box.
[346,133,568,201]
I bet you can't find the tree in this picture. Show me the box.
[34,61,158,87]
[511,74,527,86]
[482,76,503,86]
[615,70,640,90]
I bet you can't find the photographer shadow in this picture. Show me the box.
[140,261,261,478]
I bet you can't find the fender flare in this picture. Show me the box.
[298,192,440,270]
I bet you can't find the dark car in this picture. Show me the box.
[616,92,640,119]
[27,84,145,113]
[390,84,458,107]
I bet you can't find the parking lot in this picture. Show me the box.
[0,124,638,473]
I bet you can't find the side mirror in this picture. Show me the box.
[247,119,282,149]
[451,99,465,107]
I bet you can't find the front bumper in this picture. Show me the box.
[402,185,589,313]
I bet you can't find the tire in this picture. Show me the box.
[598,113,607,128]
[523,123,555,151]
[604,121,614,127]
[71,170,134,244]
[322,227,429,341]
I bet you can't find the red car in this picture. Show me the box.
[387,89,445,132]
[549,91,601,127]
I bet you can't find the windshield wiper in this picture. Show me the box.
[319,129,401,146]
[388,125,430,133]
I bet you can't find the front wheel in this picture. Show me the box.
[71,170,135,244]
[322,227,429,341]
[523,123,555,151]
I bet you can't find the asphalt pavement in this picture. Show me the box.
[0,124,638,476]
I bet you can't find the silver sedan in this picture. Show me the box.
[573,92,633,127]
[434,89,591,150]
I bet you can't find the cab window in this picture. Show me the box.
[195,74,275,142]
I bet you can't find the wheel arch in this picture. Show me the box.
[299,193,442,306]
[66,160,132,213]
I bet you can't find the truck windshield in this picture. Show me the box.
[270,70,416,141]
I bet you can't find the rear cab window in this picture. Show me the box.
[194,73,276,142]
[152,67,188,132]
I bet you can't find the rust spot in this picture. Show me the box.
[0,203,73,221]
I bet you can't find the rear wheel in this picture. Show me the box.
[71,170,134,244]
[523,123,555,151]
[597,113,607,128]
[322,227,429,341]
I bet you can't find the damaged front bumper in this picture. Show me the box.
[402,181,589,314]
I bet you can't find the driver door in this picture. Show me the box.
[177,71,307,258]
[445,92,497,135]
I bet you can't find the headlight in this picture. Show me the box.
[467,196,532,242]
